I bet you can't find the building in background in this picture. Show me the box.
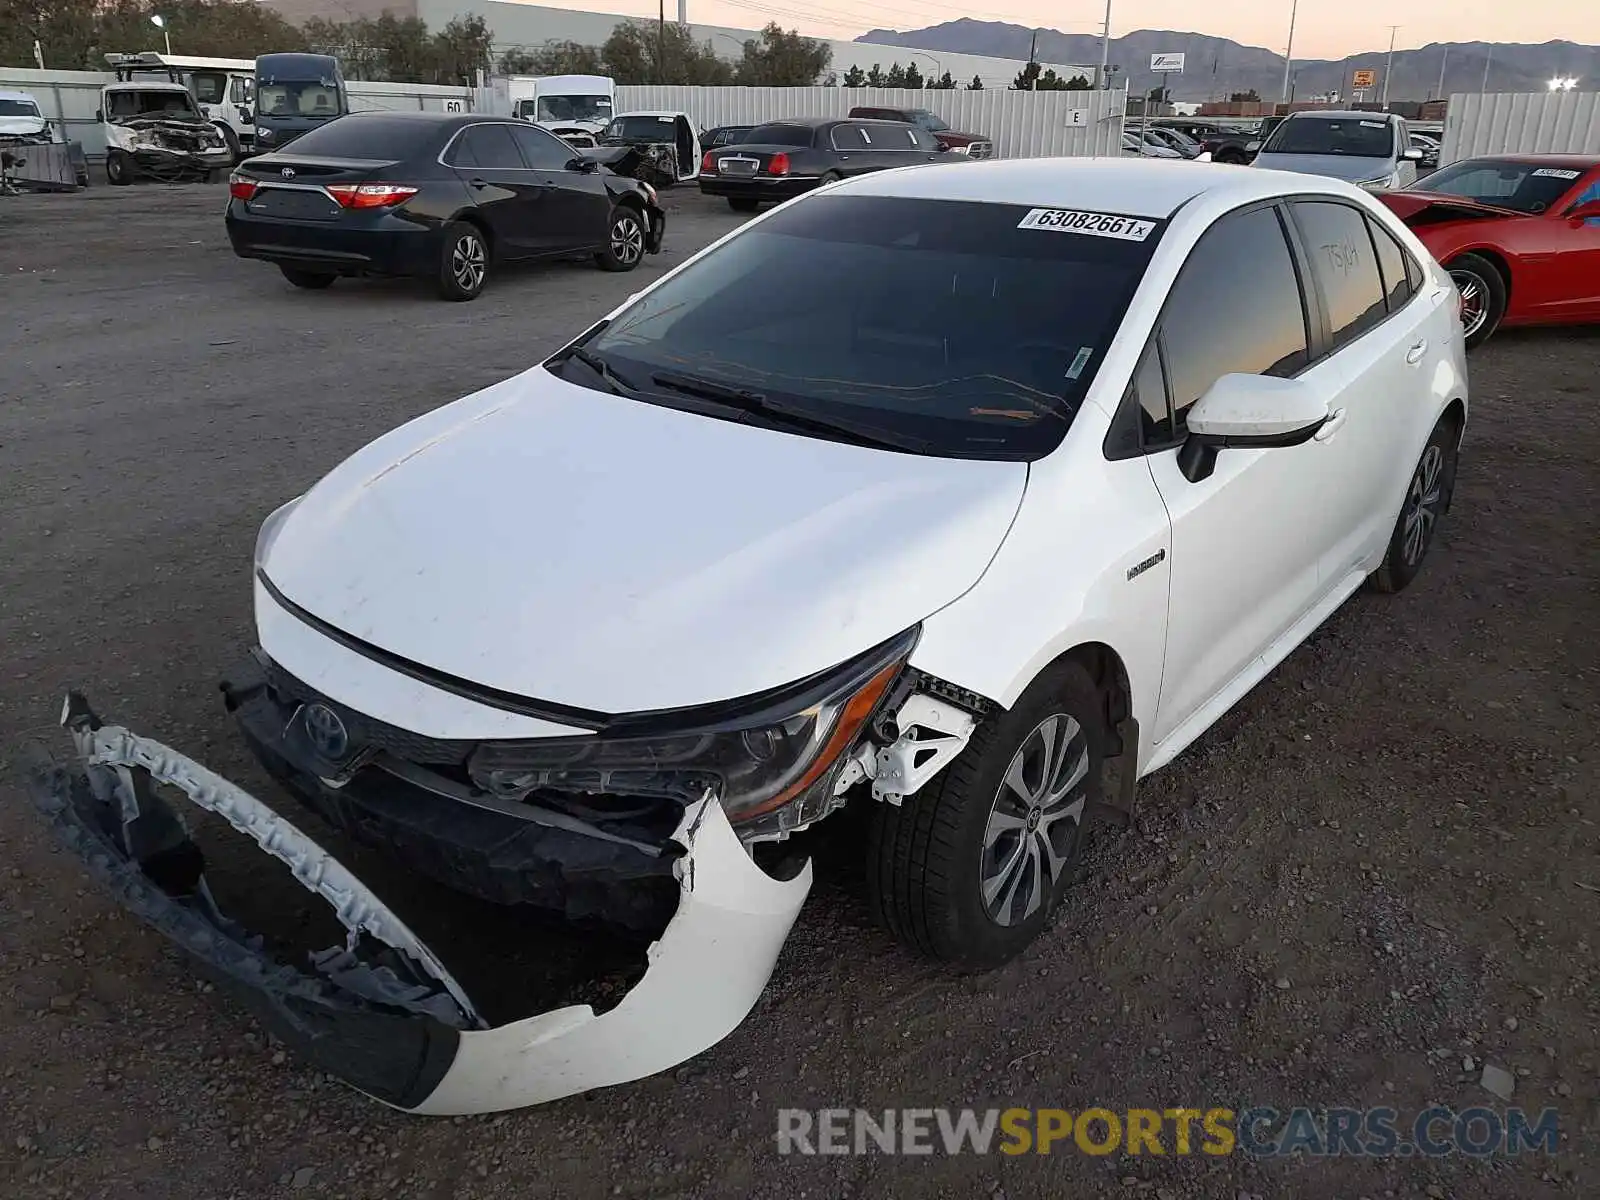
[258,0,1095,89]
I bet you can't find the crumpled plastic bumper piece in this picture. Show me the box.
[21,693,813,1115]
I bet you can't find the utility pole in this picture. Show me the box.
[1381,26,1400,106]
[1480,45,1492,93]
[657,0,666,84]
[1096,3,1112,89]
[1280,0,1298,103]
[1435,45,1449,101]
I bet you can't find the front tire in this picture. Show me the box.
[278,265,336,290]
[437,221,489,301]
[595,205,646,272]
[105,150,132,186]
[1370,412,1460,594]
[1447,253,1506,350]
[867,661,1105,968]
[214,123,242,167]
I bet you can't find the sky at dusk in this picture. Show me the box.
[544,0,1598,60]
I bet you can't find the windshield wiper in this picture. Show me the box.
[559,346,638,396]
[648,370,930,453]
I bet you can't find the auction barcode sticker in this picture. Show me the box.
[1532,168,1581,179]
[1018,208,1157,241]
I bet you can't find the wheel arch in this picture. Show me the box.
[450,210,494,253]
[1447,244,1512,305]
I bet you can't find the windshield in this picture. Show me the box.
[106,89,200,120]
[910,109,949,133]
[257,81,342,120]
[604,115,678,141]
[746,123,814,147]
[534,94,612,123]
[0,98,43,118]
[1413,160,1589,214]
[1263,117,1394,157]
[577,195,1161,460]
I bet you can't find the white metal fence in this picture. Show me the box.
[616,86,1128,159]
[0,66,476,159]
[1441,90,1600,166]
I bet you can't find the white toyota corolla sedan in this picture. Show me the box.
[30,157,1467,1115]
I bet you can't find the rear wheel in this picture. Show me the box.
[727,197,760,213]
[1447,252,1507,350]
[278,265,336,290]
[214,123,241,167]
[437,221,489,301]
[595,205,646,272]
[1370,412,1460,594]
[867,661,1105,968]
[105,151,132,186]
[1214,148,1248,165]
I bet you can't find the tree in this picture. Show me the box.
[4,0,305,70]
[902,62,923,89]
[884,63,908,89]
[842,64,867,88]
[734,22,829,87]
[1229,89,1261,102]
[932,71,956,90]
[432,14,491,85]
[499,39,603,76]
[602,20,731,86]
[865,64,886,87]
[967,75,983,90]
[1064,73,1091,90]
[1012,60,1041,90]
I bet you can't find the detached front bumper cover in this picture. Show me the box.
[22,693,812,1115]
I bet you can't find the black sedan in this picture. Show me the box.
[698,116,958,212]
[226,111,666,301]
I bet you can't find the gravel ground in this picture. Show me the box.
[1,181,1596,1200]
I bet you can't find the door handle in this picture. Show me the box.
[1313,407,1348,442]
[1405,339,1427,364]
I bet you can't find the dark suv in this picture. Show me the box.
[847,106,994,159]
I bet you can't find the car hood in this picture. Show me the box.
[260,368,1028,716]
[1253,152,1394,182]
[1378,190,1523,226]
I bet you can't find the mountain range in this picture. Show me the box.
[856,21,1600,102]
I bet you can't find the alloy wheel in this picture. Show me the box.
[1451,269,1488,338]
[1402,443,1445,566]
[979,714,1088,927]
[611,214,644,266]
[451,233,486,293]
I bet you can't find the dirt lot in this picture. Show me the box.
[1,180,1596,1200]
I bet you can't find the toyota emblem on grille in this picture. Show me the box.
[303,702,348,759]
[281,167,295,178]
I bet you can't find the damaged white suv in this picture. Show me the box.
[29,158,1467,1115]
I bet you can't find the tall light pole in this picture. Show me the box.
[150,13,171,56]
[1096,1,1112,89]
[1380,26,1400,106]
[1480,45,1492,93]
[907,49,942,83]
[1434,44,1449,101]
[1280,0,1298,103]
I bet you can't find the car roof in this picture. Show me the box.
[1452,153,1600,170]
[0,89,39,103]
[106,81,189,92]
[834,157,1344,219]
[1281,110,1399,121]
[612,110,687,119]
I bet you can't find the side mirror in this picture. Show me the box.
[1177,374,1331,483]
[1564,198,1600,222]
[240,109,253,124]
[95,108,103,122]
[569,156,599,173]
[1403,147,1423,161]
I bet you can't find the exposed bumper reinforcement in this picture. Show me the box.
[22,693,812,1115]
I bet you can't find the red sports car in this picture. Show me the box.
[1378,154,1600,349]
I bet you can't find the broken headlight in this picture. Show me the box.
[469,627,918,828]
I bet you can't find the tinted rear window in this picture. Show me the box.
[272,115,435,159]
[586,195,1164,460]
[746,123,814,147]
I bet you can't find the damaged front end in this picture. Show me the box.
[108,117,232,181]
[589,141,680,188]
[24,694,811,1115]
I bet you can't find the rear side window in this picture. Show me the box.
[1291,201,1388,348]
[1161,206,1310,431]
[1367,215,1418,311]
[272,115,430,159]
[510,122,571,169]
[456,123,523,170]
[830,124,868,150]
